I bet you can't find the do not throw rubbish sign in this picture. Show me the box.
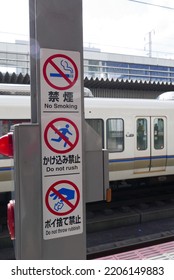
[45,180,80,216]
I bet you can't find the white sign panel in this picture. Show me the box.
[40,48,83,239]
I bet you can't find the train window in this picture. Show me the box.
[0,119,29,159]
[86,119,104,148]
[154,118,164,149]
[137,118,147,150]
[107,118,124,152]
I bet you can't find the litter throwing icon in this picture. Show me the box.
[44,118,79,154]
[45,180,80,216]
[43,54,78,90]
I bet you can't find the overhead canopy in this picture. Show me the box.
[0,72,174,92]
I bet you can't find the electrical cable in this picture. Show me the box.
[128,0,174,10]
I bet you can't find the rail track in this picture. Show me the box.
[1,182,174,259]
[86,182,174,259]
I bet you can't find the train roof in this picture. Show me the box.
[0,83,174,113]
[84,96,174,111]
[157,91,174,100]
[0,84,93,97]
[0,84,30,95]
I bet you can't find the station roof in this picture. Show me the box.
[0,71,174,92]
[84,77,174,91]
[0,72,30,84]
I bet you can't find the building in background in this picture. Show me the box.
[1,41,174,83]
[0,41,174,99]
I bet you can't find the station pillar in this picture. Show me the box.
[13,0,86,259]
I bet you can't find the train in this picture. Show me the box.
[1,84,174,198]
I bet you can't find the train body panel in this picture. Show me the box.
[0,95,30,119]
[0,84,174,194]
[0,159,14,192]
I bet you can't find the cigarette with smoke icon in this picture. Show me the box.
[50,59,74,78]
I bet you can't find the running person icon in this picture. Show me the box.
[51,124,73,147]
[44,118,79,154]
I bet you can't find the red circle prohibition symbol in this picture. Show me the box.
[44,117,79,154]
[45,180,80,216]
[43,54,78,90]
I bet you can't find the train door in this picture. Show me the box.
[150,117,167,171]
[134,117,151,173]
[134,116,167,174]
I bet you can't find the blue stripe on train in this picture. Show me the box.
[109,155,174,163]
[0,167,14,172]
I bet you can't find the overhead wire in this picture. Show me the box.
[128,0,174,57]
[128,0,174,10]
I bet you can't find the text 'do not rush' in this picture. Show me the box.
[44,118,79,154]
[43,54,78,90]
[45,180,80,216]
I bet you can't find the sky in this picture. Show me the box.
[0,0,174,58]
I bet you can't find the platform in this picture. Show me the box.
[97,241,174,260]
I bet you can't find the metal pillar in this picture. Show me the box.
[14,0,86,259]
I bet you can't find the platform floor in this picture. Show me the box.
[97,241,174,260]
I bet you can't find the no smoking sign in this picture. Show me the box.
[43,53,78,90]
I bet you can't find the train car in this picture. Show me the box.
[0,84,174,196]
[0,86,30,193]
[85,96,174,187]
